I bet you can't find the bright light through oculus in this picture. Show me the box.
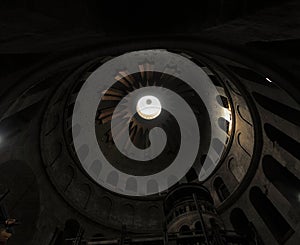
[136,95,162,120]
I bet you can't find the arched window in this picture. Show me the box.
[194,221,202,234]
[122,204,134,226]
[230,208,250,235]
[249,187,294,244]
[101,197,112,219]
[179,225,192,235]
[230,208,264,245]
[264,124,300,160]
[262,155,300,208]
[213,177,230,202]
[63,219,80,244]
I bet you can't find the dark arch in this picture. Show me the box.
[213,177,230,202]
[249,186,294,244]
[230,208,264,245]
[122,204,135,226]
[230,208,250,235]
[262,155,300,208]
[63,219,80,244]
[179,225,192,235]
[194,221,202,234]
[101,197,112,219]
[147,205,160,226]
[264,124,300,160]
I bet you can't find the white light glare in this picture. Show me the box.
[136,95,162,120]
[266,77,273,83]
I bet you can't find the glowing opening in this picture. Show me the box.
[136,95,161,120]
